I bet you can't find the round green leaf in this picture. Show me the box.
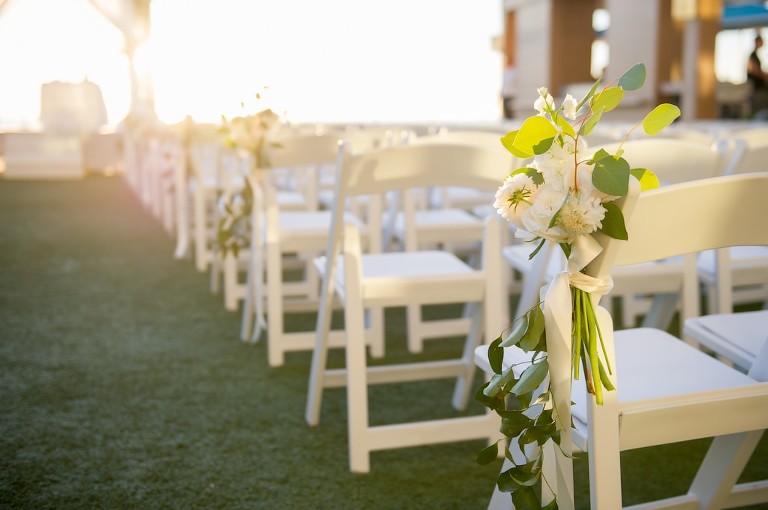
[500,130,533,159]
[642,103,681,135]
[514,116,558,157]
[476,441,500,465]
[591,87,624,114]
[599,201,628,240]
[579,110,603,136]
[630,168,660,190]
[618,63,646,91]
[592,154,630,196]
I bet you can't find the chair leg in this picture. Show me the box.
[451,301,482,410]
[305,281,338,426]
[240,250,255,342]
[223,253,239,311]
[406,304,424,353]
[688,430,765,510]
[266,243,285,367]
[365,307,385,358]
[345,288,372,473]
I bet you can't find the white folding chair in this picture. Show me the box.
[388,133,516,353]
[478,173,768,509]
[684,309,768,373]
[305,142,509,473]
[240,134,379,367]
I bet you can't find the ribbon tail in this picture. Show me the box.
[542,271,574,457]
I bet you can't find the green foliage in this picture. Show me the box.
[643,103,682,135]
[618,62,647,91]
[481,61,679,509]
[599,201,629,241]
[512,116,559,158]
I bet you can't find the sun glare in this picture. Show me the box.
[148,0,504,125]
[0,0,129,129]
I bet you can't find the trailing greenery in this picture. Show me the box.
[476,64,681,509]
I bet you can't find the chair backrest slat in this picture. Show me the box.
[585,173,768,284]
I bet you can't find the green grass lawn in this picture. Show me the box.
[0,176,765,509]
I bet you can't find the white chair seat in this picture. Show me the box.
[429,186,496,210]
[317,251,483,306]
[684,310,768,371]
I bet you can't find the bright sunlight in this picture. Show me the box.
[0,0,504,129]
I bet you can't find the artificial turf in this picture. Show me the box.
[0,176,765,509]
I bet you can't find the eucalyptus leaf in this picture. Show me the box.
[592,154,630,196]
[576,78,602,111]
[511,167,544,185]
[497,469,522,493]
[514,116,559,157]
[519,306,545,351]
[500,411,534,438]
[588,148,611,165]
[500,315,529,348]
[618,63,646,91]
[591,87,624,114]
[476,441,500,465]
[510,359,549,396]
[512,486,543,510]
[489,336,504,374]
[483,367,518,397]
[532,137,555,155]
[598,201,628,240]
[555,114,575,137]
[579,110,602,136]
[630,168,660,190]
[542,499,559,510]
[501,130,534,159]
[642,103,681,135]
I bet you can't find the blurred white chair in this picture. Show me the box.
[478,173,768,509]
[305,142,509,473]
[240,134,379,367]
[685,309,768,373]
[387,133,515,352]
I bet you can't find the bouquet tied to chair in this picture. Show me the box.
[475,63,680,509]
[215,106,281,256]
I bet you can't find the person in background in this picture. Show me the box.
[747,34,768,117]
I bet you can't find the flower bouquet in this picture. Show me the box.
[475,63,680,509]
[215,107,280,256]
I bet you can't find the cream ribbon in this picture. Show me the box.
[538,234,613,506]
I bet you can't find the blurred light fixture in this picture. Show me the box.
[673,0,698,21]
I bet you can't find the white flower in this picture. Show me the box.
[533,136,588,190]
[534,87,555,115]
[519,185,570,243]
[562,94,578,120]
[494,173,538,229]
[556,192,606,242]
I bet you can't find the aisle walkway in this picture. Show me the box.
[0,176,496,509]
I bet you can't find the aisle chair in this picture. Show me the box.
[478,173,768,509]
[391,132,516,353]
[305,141,510,473]
[685,236,768,373]
[240,134,380,367]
